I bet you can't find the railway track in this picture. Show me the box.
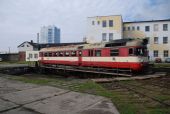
[112,81,170,107]
[137,77,170,89]
[101,76,170,108]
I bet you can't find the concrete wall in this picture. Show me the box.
[0,53,19,61]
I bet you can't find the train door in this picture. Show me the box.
[78,50,82,66]
[88,49,93,66]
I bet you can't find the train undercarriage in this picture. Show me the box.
[38,63,154,77]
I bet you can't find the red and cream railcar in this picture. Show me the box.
[39,39,149,72]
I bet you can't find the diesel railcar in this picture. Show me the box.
[38,39,149,72]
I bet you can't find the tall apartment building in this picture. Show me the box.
[86,15,123,42]
[123,19,170,61]
[86,15,170,61]
[40,25,60,44]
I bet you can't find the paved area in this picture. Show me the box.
[0,74,119,114]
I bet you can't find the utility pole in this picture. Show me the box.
[8,47,10,54]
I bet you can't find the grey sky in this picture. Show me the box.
[0,0,170,52]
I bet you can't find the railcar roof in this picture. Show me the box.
[40,39,145,52]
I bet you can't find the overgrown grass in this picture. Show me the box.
[154,63,170,68]
[9,75,170,114]
[0,61,28,64]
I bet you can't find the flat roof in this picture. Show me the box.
[87,15,122,18]
[124,19,170,23]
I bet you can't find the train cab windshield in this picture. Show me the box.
[129,47,147,56]
[135,47,147,56]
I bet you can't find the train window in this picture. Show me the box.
[71,51,76,56]
[44,53,48,57]
[95,50,101,56]
[53,52,58,57]
[79,51,82,56]
[48,53,52,57]
[110,49,119,56]
[88,50,93,56]
[65,52,70,56]
[39,52,43,57]
[129,48,134,55]
[135,48,146,56]
[59,52,63,56]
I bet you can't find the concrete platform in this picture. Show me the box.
[25,91,105,114]
[1,86,69,105]
[0,74,119,114]
[0,99,18,112]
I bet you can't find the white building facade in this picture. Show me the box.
[86,15,123,42]
[26,51,39,62]
[86,15,170,61]
[40,25,60,44]
[123,20,170,61]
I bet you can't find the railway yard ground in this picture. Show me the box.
[0,62,170,114]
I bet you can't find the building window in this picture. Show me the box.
[102,33,107,41]
[128,27,130,31]
[154,24,159,31]
[34,54,38,58]
[110,49,119,56]
[163,37,168,44]
[123,27,126,31]
[97,21,100,25]
[164,50,169,57]
[132,26,135,31]
[109,33,113,41]
[95,50,101,56]
[109,20,113,27]
[154,37,158,44]
[163,24,168,31]
[29,54,32,58]
[102,20,107,27]
[137,26,140,31]
[145,26,150,32]
[92,21,95,25]
[153,50,158,57]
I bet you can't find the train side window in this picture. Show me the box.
[79,51,82,56]
[88,50,94,56]
[48,53,52,57]
[53,52,58,57]
[110,49,119,56]
[39,52,43,57]
[91,50,93,56]
[129,48,134,55]
[88,50,90,56]
[44,53,48,57]
[65,52,70,56]
[95,50,101,56]
[59,52,63,56]
[71,51,76,56]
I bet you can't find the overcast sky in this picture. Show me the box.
[0,0,170,52]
